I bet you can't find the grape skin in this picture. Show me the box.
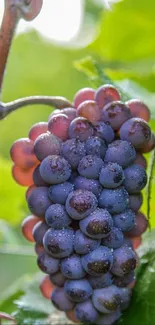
[29,122,48,141]
[77,100,101,124]
[61,138,86,169]
[113,271,136,288]
[128,193,143,212]
[75,299,99,323]
[123,164,147,194]
[113,209,136,232]
[61,107,77,122]
[120,117,151,149]
[37,251,60,274]
[27,187,52,217]
[64,279,93,302]
[49,272,66,287]
[102,101,131,130]
[43,228,74,258]
[98,187,129,215]
[74,230,101,255]
[134,153,147,169]
[101,227,124,249]
[99,162,124,189]
[34,132,61,161]
[104,140,136,168]
[78,155,103,180]
[40,155,71,184]
[45,204,71,229]
[74,176,102,198]
[21,215,43,242]
[48,114,70,141]
[79,208,113,239]
[32,221,49,244]
[81,246,113,276]
[65,189,98,220]
[51,287,75,311]
[39,275,54,300]
[125,99,150,122]
[10,138,38,169]
[92,285,121,313]
[126,212,148,237]
[74,87,95,108]
[95,84,121,109]
[12,165,35,187]
[69,117,93,141]
[96,310,121,325]
[33,165,48,187]
[85,136,107,159]
[48,182,74,205]
[61,254,86,279]
[111,245,137,276]
[93,121,115,143]
[88,273,113,289]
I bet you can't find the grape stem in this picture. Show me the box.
[0,2,19,93]
[0,95,73,119]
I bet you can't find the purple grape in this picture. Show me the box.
[48,114,70,141]
[61,138,86,169]
[65,189,98,220]
[102,101,131,130]
[111,245,137,276]
[43,228,74,258]
[49,272,66,287]
[93,121,115,143]
[81,246,113,276]
[33,165,48,187]
[62,107,77,122]
[74,230,101,255]
[75,299,99,323]
[32,221,49,244]
[34,132,61,161]
[113,209,136,232]
[78,155,103,179]
[119,287,132,311]
[95,84,121,109]
[99,162,124,188]
[61,254,86,279]
[79,208,113,239]
[45,204,71,229]
[85,136,107,159]
[123,164,147,194]
[48,182,74,205]
[92,285,121,313]
[104,140,136,168]
[37,251,59,274]
[96,310,121,325]
[74,176,102,198]
[69,117,93,141]
[120,117,151,149]
[101,227,124,249]
[27,187,52,217]
[51,287,75,311]
[98,187,129,215]
[64,279,93,302]
[113,271,136,288]
[40,155,71,184]
[88,273,113,289]
[128,193,143,212]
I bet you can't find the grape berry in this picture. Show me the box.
[11,84,153,325]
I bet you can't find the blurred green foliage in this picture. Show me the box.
[0,0,155,323]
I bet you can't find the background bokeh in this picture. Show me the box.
[0,0,155,320]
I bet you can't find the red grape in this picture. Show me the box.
[29,122,48,141]
[21,215,43,242]
[34,243,44,255]
[126,212,148,237]
[95,84,121,109]
[34,132,61,161]
[134,153,147,169]
[140,132,155,153]
[66,311,79,323]
[40,275,55,299]
[12,165,35,187]
[74,88,95,108]
[131,236,142,250]
[10,138,38,169]
[126,99,150,122]
[48,114,70,141]
[77,100,101,124]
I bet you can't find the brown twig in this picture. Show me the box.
[0,3,19,93]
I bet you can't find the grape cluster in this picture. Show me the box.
[10,85,153,325]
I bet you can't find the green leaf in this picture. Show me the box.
[0,156,27,225]
[119,230,155,325]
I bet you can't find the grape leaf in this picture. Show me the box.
[119,230,155,325]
